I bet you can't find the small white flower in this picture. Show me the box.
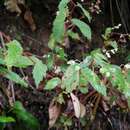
[56,11,59,15]
[111,49,115,54]
[106,72,110,77]
[67,60,75,65]
[106,52,111,58]
[55,66,61,74]
[124,64,130,69]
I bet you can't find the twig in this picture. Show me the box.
[19,68,35,90]
[10,81,15,103]
[0,32,6,50]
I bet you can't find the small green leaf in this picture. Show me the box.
[82,67,106,96]
[67,30,80,40]
[5,40,23,67]
[77,2,92,22]
[91,49,108,66]
[33,60,47,87]
[0,116,15,123]
[79,86,88,94]
[45,77,61,90]
[48,34,56,49]
[72,18,91,41]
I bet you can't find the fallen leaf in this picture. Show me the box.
[80,103,86,118]
[24,10,36,31]
[4,0,25,15]
[49,100,61,128]
[70,93,86,118]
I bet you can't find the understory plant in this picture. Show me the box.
[0,0,130,129]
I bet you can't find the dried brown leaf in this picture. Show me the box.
[70,93,86,118]
[80,103,86,118]
[70,93,80,118]
[24,10,36,31]
[4,0,25,15]
[49,100,61,128]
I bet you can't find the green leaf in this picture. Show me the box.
[5,40,23,67]
[0,67,28,87]
[79,86,88,94]
[77,2,92,22]
[55,46,67,60]
[33,60,47,87]
[52,0,69,42]
[45,77,61,90]
[102,27,112,40]
[46,53,54,70]
[13,101,39,130]
[0,116,15,123]
[81,67,106,96]
[72,18,91,41]
[67,30,80,40]
[91,49,108,67]
[14,56,34,68]
[48,34,56,50]
[61,64,80,93]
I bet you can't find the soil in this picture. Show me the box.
[0,2,130,130]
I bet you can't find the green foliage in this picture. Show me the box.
[5,40,23,67]
[67,30,80,40]
[0,40,48,88]
[81,67,106,96]
[61,64,80,93]
[12,101,39,130]
[0,116,15,123]
[5,40,33,68]
[45,77,61,90]
[1,0,130,129]
[52,0,69,43]
[33,59,47,87]
[72,18,91,41]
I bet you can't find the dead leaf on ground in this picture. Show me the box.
[80,102,86,118]
[4,0,25,15]
[70,93,86,118]
[24,10,36,31]
[49,100,61,128]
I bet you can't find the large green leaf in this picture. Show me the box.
[0,116,15,123]
[13,101,39,130]
[5,40,23,67]
[0,67,28,87]
[81,67,106,96]
[33,60,47,87]
[100,64,129,97]
[72,18,91,41]
[45,77,61,90]
[61,64,80,93]
[52,0,69,42]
